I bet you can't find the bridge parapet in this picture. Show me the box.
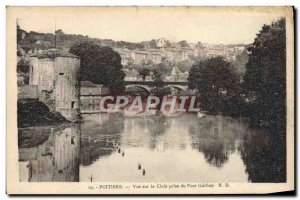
[125,80,188,85]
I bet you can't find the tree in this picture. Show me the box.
[69,41,125,94]
[178,40,189,48]
[188,56,240,114]
[231,49,249,76]
[55,29,64,35]
[148,39,157,48]
[165,40,172,48]
[17,58,30,85]
[137,67,150,81]
[243,18,286,130]
[170,66,180,81]
[17,58,30,74]
[176,60,194,73]
[154,61,173,75]
[151,68,165,95]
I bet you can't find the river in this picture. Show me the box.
[18,113,286,183]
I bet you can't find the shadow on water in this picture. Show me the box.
[188,115,286,182]
[188,115,246,168]
[18,113,286,182]
[18,124,80,182]
[239,128,286,182]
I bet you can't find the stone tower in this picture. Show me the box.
[29,49,80,122]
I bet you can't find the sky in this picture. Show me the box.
[12,7,286,45]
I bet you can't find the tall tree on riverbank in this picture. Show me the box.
[151,67,165,95]
[243,18,286,130]
[69,41,125,94]
[188,56,240,114]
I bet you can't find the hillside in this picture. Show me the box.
[18,28,149,52]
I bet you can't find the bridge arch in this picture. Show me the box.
[165,85,187,91]
[125,85,151,95]
[124,81,188,95]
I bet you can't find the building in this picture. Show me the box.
[80,81,110,96]
[134,50,148,64]
[163,48,187,62]
[181,47,198,60]
[124,70,140,81]
[28,48,80,121]
[145,49,162,64]
[115,47,163,65]
[115,41,246,66]
[197,43,246,61]
[114,48,135,65]
[156,38,166,48]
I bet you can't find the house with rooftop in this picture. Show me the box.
[28,48,80,121]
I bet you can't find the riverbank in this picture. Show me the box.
[18,123,77,149]
[17,99,69,128]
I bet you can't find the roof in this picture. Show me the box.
[114,48,132,53]
[81,81,97,87]
[81,81,103,88]
[134,50,148,54]
[29,48,78,59]
[125,70,139,77]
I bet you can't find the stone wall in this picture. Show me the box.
[28,54,80,122]
[18,85,38,99]
[28,57,39,85]
[54,57,80,121]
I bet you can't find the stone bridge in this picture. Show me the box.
[125,80,188,93]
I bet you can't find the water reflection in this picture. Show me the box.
[239,130,286,182]
[79,114,249,182]
[188,115,248,168]
[18,113,286,183]
[80,114,124,166]
[19,125,80,182]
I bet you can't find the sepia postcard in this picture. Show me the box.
[6,6,294,195]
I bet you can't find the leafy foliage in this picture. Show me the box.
[137,67,151,80]
[178,40,189,47]
[188,56,240,114]
[18,100,68,128]
[151,67,165,95]
[69,41,125,94]
[243,18,286,130]
[17,58,30,73]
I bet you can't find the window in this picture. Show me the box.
[59,72,64,75]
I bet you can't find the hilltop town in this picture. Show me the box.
[12,7,288,187]
[16,25,250,123]
[17,28,248,83]
[116,38,246,66]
